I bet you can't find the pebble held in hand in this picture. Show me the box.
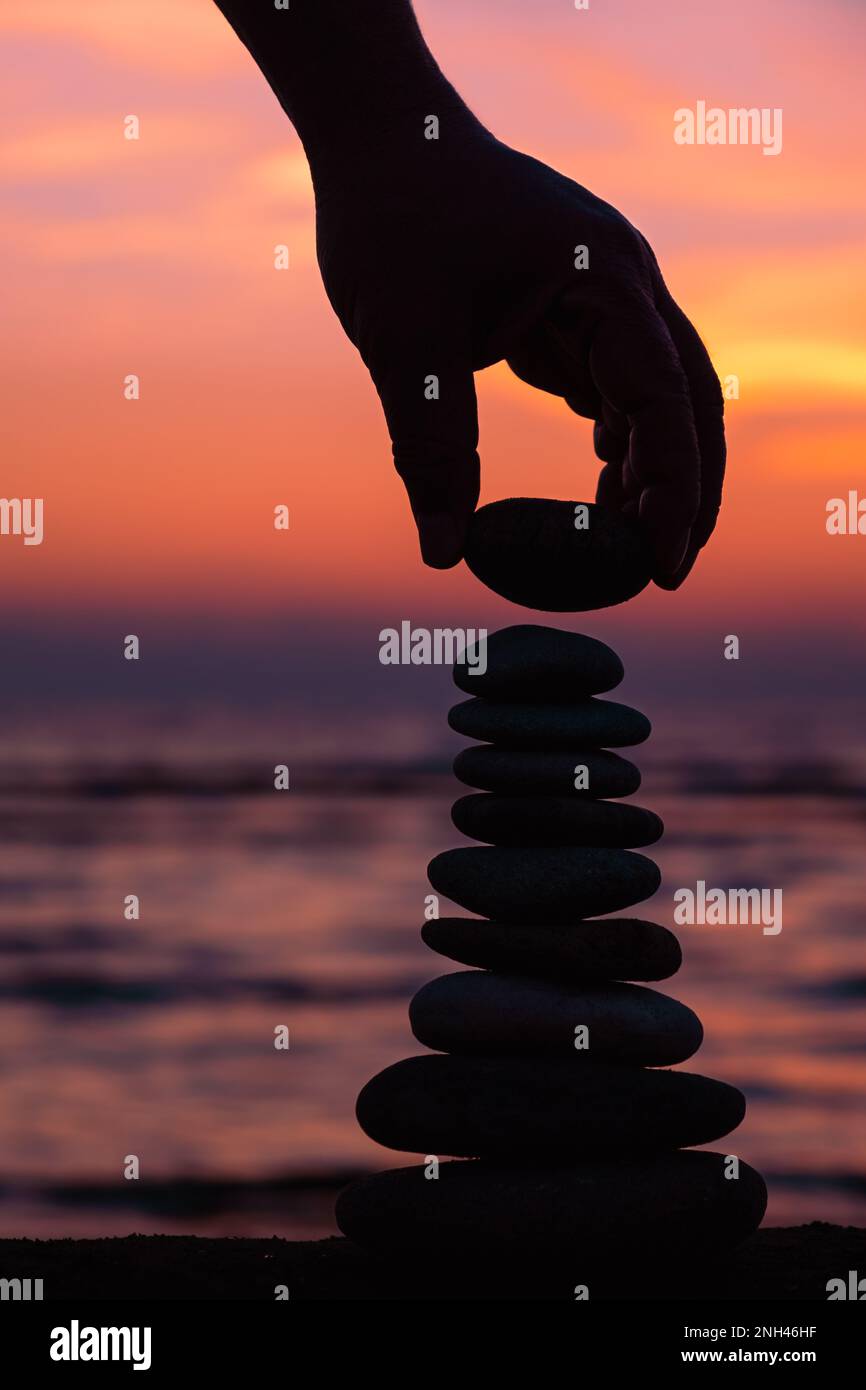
[464,498,653,611]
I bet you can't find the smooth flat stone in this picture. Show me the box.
[428,846,660,921]
[449,698,650,749]
[464,499,652,611]
[336,1152,767,1261]
[454,746,641,797]
[451,794,663,847]
[453,624,623,700]
[410,973,702,1064]
[356,1056,746,1159]
[421,917,682,981]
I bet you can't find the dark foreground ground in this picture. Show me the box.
[1,1225,863,1300]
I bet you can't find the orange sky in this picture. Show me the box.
[2,0,865,631]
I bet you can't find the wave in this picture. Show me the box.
[0,761,453,799]
[0,971,427,1009]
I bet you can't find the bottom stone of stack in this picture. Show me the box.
[336,1152,767,1262]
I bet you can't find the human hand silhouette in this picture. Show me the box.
[316,135,725,584]
[214,0,724,586]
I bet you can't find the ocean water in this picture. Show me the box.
[0,695,864,1238]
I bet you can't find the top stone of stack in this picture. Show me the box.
[454,623,623,701]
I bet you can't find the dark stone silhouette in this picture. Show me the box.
[451,793,663,847]
[337,1155,768,1263]
[338,623,766,1267]
[421,916,682,981]
[448,695,651,748]
[427,844,661,920]
[409,973,703,1064]
[454,745,642,796]
[353,1055,745,1159]
[453,624,624,699]
[465,499,652,610]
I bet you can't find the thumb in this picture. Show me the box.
[369,327,480,569]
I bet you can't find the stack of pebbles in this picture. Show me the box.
[337,625,766,1271]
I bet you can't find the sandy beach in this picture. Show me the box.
[1,1225,863,1301]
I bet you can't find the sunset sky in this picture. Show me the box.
[2,0,865,660]
[1,4,865,1248]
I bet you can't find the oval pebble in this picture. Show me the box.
[427,845,660,921]
[409,972,702,1064]
[451,794,663,847]
[421,916,682,981]
[454,746,641,797]
[464,498,652,611]
[448,697,650,749]
[453,624,623,700]
[336,1152,767,1262]
[356,1055,746,1159]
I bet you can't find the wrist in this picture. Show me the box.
[214,0,489,184]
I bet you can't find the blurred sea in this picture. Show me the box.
[0,693,864,1237]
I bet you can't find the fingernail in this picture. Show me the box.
[418,512,462,569]
[655,543,698,590]
[657,531,690,576]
